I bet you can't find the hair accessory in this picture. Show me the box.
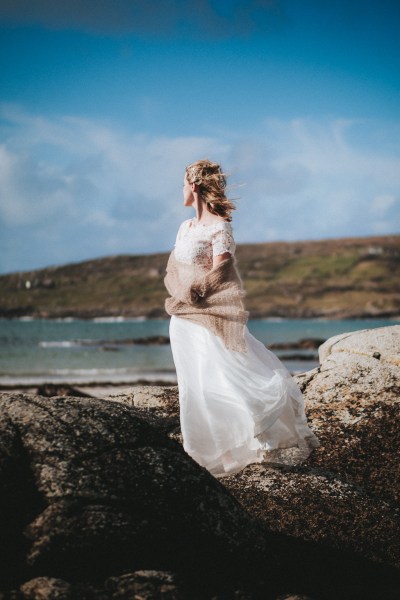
[187,166,202,185]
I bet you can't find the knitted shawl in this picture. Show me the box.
[164,250,249,352]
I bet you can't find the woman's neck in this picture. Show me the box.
[193,197,222,225]
[194,204,206,223]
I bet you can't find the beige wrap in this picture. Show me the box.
[164,251,249,352]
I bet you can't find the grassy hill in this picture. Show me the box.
[1,235,399,319]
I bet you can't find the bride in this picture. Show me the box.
[164,159,319,478]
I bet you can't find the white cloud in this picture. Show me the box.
[0,105,399,272]
[0,106,230,271]
[230,117,400,242]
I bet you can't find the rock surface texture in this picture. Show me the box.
[0,394,279,599]
[221,325,400,589]
[305,324,400,505]
[108,326,400,596]
[1,326,400,598]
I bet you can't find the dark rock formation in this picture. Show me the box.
[0,393,278,599]
[267,338,325,350]
[72,336,170,347]
[19,571,181,599]
[36,384,93,398]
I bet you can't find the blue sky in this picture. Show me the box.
[0,0,399,273]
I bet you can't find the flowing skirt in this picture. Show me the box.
[170,315,320,478]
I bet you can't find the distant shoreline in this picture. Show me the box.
[1,234,399,320]
[1,312,400,321]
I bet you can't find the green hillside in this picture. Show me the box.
[1,235,399,319]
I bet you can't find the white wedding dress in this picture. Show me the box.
[169,218,319,478]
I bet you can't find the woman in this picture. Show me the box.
[164,159,319,478]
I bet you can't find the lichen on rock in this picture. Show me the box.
[222,325,400,571]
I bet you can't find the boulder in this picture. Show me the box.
[0,394,272,597]
[302,324,400,504]
[221,325,400,574]
[317,324,400,365]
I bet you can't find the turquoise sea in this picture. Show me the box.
[0,317,398,386]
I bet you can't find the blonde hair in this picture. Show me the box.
[186,159,236,221]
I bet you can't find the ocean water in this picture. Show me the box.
[0,317,398,386]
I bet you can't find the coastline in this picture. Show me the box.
[0,382,177,399]
[0,358,318,394]
[2,317,400,392]
[2,234,399,322]
[2,310,400,320]
[0,372,179,392]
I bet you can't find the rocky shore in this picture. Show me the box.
[0,326,399,599]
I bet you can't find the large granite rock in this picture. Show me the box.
[221,325,400,575]
[0,394,274,598]
[302,324,400,503]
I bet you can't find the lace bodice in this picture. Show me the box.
[174,218,236,269]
